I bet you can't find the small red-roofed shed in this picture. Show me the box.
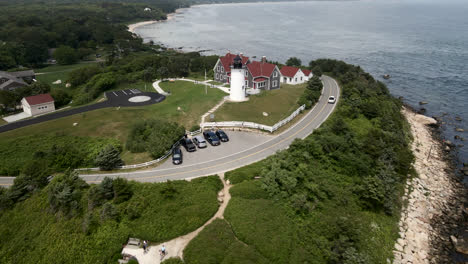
[21,93,55,116]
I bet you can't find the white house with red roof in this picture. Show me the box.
[280,66,313,85]
[21,93,55,116]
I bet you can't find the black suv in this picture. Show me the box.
[180,137,196,152]
[203,131,220,146]
[172,147,183,165]
[215,130,229,142]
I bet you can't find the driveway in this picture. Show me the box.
[0,89,165,133]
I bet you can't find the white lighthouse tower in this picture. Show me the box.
[229,55,247,102]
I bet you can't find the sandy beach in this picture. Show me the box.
[393,108,467,263]
[127,7,188,34]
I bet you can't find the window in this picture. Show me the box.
[273,80,278,87]
[216,73,219,79]
[295,78,297,82]
[245,71,248,76]
[289,78,292,82]
[245,80,248,86]
[300,77,303,81]
[274,71,278,77]
[284,77,287,82]
[221,67,223,73]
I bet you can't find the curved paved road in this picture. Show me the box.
[0,76,339,187]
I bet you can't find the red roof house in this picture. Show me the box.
[213,52,250,84]
[280,66,301,78]
[21,93,55,116]
[280,66,312,85]
[24,93,54,106]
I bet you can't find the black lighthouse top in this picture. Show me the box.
[232,55,243,69]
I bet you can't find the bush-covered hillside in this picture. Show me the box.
[186,59,414,263]
[0,172,222,263]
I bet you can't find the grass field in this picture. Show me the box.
[213,83,306,126]
[0,81,225,169]
[35,62,98,90]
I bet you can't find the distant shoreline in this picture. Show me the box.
[127,6,189,34]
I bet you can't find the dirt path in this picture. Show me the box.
[121,173,232,263]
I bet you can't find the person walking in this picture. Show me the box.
[143,240,147,253]
[159,244,166,260]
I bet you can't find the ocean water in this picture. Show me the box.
[135,0,468,176]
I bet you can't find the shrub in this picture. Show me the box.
[126,119,185,158]
[54,45,78,65]
[95,144,124,170]
[47,170,88,217]
[68,65,102,87]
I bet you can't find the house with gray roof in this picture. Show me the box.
[0,70,35,91]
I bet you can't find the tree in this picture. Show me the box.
[29,81,51,95]
[95,145,124,170]
[54,45,78,65]
[312,66,323,77]
[48,170,88,217]
[157,66,169,80]
[286,57,302,67]
[50,89,71,108]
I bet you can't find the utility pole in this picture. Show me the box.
[205,69,207,95]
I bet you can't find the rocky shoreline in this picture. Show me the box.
[393,108,467,264]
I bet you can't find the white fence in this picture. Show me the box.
[201,104,306,133]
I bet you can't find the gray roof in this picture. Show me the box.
[0,71,28,90]
[9,70,35,78]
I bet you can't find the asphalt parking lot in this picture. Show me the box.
[105,89,165,107]
[158,131,274,169]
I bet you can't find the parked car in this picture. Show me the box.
[192,136,207,148]
[172,147,183,165]
[203,131,220,146]
[216,130,229,142]
[180,137,197,152]
[328,96,336,104]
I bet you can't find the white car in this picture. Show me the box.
[328,96,336,104]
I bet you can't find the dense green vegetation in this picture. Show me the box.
[127,119,185,158]
[0,0,187,69]
[0,134,120,175]
[184,59,414,263]
[0,173,222,263]
[298,75,323,109]
[184,219,269,264]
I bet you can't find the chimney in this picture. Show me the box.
[240,52,243,57]
[261,56,267,63]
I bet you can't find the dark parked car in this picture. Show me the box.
[192,136,207,148]
[172,147,183,165]
[180,137,196,152]
[203,131,220,146]
[215,130,229,142]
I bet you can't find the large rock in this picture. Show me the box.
[450,234,468,255]
[414,113,437,125]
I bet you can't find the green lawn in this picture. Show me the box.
[0,81,225,170]
[35,62,98,90]
[0,176,223,264]
[213,83,306,126]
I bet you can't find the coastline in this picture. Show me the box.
[127,7,187,34]
[394,107,467,263]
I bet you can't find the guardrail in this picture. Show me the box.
[201,104,306,133]
[76,130,200,172]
